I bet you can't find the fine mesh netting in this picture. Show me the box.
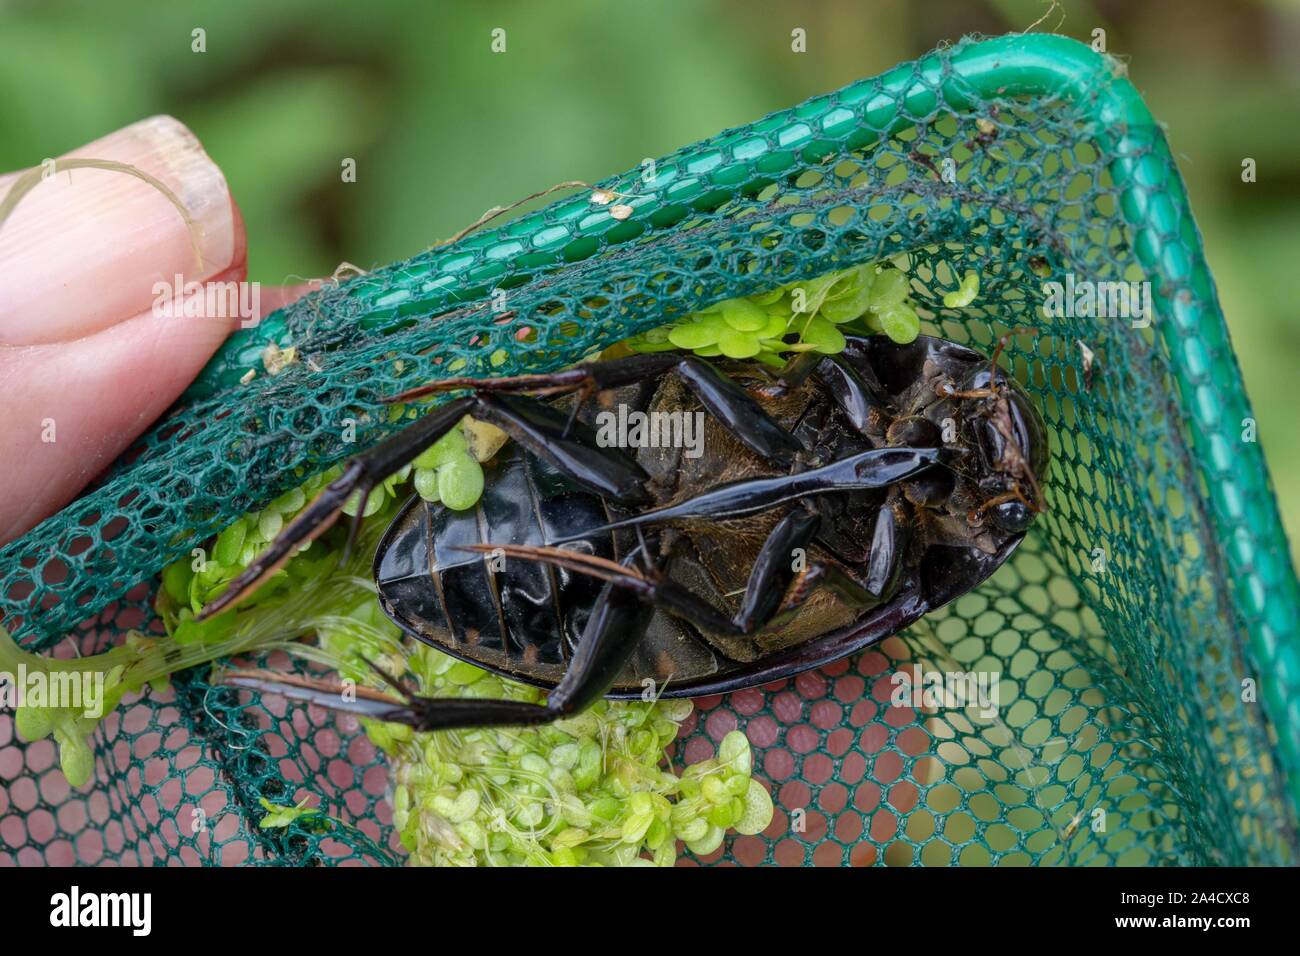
[2,33,1298,866]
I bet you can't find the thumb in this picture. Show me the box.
[0,116,246,545]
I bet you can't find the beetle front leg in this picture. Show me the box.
[198,395,478,618]
[748,352,890,438]
[388,352,807,468]
[200,388,654,618]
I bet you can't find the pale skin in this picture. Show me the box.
[0,116,313,546]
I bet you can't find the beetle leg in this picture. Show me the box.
[780,497,910,612]
[755,348,896,434]
[811,354,893,435]
[733,505,822,632]
[469,392,651,505]
[388,353,806,468]
[751,351,892,438]
[198,395,478,619]
[199,389,657,618]
[474,499,911,639]
[550,445,937,537]
[459,542,747,637]
[749,351,823,396]
[462,504,822,639]
[224,558,655,732]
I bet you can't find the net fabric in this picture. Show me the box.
[2,33,1297,867]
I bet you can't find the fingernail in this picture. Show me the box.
[0,115,237,345]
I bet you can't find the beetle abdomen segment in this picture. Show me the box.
[375,445,621,675]
[475,450,577,664]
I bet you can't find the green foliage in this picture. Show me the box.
[375,649,769,867]
[3,0,1295,870]
[943,270,981,309]
[258,796,321,829]
[10,417,772,862]
[1,623,142,787]
[626,260,922,365]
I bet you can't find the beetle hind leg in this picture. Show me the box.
[225,559,656,732]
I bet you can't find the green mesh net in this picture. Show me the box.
[2,33,1298,867]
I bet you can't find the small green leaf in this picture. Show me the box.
[57,731,94,789]
[718,326,762,358]
[735,779,775,835]
[876,302,921,344]
[943,270,980,308]
[161,559,194,604]
[413,425,468,469]
[867,268,909,310]
[173,609,237,646]
[258,796,320,829]
[446,660,488,685]
[794,271,841,314]
[719,730,752,776]
[685,824,726,857]
[719,297,768,332]
[271,486,306,514]
[800,316,847,353]
[342,487,386,517]
[437,456,484,510]
[667,314,725,349]
[15,704,55,742]
[213,519,248,566]
[413,467,441,502]
[821,267,875,323]
[748,286,786,306]
[760,312,791,339]
[257,509,284,541]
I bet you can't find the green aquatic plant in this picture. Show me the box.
[163,419,488,620]
[320,615,772,866]
[626,259,923,365]
[258,796,322,829]
[943,270,981,309]
[8,412,772,863]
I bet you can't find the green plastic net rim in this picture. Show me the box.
[3,32,1298,866]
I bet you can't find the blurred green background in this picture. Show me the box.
[1,0,1297,562]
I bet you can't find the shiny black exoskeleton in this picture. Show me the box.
[207,334,1049,729]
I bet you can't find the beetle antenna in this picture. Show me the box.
[988,325,1038,386]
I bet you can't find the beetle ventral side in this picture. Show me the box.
[366,333,1050,703]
